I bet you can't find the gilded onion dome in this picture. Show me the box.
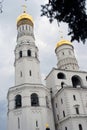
[56,39,72,49]
[16,11,34,28]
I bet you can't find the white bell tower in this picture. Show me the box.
[7,6,55,130]
[14,5,41,86]
[55,39,79,71]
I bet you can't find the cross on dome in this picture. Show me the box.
[22,4,27,13]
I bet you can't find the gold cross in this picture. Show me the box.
[22,4,27,13]
[59,31,63,39]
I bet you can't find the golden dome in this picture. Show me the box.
[56,39,72,49]
[16,12,34,27]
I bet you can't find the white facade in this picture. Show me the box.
[7,12,55,130]
[46,43,87,130]
[7,10,87,130]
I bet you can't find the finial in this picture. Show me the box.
[59,30,63,39]
[46,123,49,128]
[22,4,27,13]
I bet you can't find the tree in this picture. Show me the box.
[0,0,4,13]
[41,0,87,43]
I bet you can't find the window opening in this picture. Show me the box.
[56,103,57,108]
[29,70,32,76]
[86,76,87,81]
[72,75,82,88]
[65,127,67,130]
[73,95,76,100]
[57,73,66,79]
[75,107,79,114]
[31,93,39,106]
[27,50,31,56]
[35,52,37,58]
[18,117,20,129]
[26,25,27,30]
[19,51,22,58]
[46,96,49,108]
[22,25,24,30]
[57,114,59,120]
[61,98,63,104]
[36,121,38,127]
[79,124,83,130]
[15,95,22,109]
[20,71,22,77]
[63,111,65,117]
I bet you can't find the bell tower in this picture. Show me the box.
[7,3,55,130]
[15,6,41,86]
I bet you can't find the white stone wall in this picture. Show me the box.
[55,44,79,70]
[46,68,87,92]
[7,85,55,130]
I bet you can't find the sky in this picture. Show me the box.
[0,0,87,130]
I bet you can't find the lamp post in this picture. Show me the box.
[46,123,50,130]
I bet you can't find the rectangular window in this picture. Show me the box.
[20,71,22,77]
[57,114,59,120]
[18,117,20,129]
[76,107,79,114]
[29,70,32,76]
[56,103,57,108]
[63,111,65,117]
[73,95,76,100]
[61,98,63,104]
[36,120,38,127]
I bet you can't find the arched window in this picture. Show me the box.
[57,72,66,79]
[19,51,22,58]
[71,75,83,88]
[31,93,39,106]
[79,124,83,130]
[65,127,67,130]
[15,95,22,109]
[27,50,31,56]
[86,76,87,81]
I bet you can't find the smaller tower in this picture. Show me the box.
[55,39,79,71]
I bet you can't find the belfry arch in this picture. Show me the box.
[71,75,83,88]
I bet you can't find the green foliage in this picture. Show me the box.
[41,0,87,43]
[0,0,4,13]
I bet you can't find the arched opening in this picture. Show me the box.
[79,124,83,130]
[15,95,22,109]
[71,75,83,88]
[65,127,67,130]
[57,72,66,79]
[27,50,31,56]
[86,76,87,81]
[19,51,22,58]
[31,93,39,106]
